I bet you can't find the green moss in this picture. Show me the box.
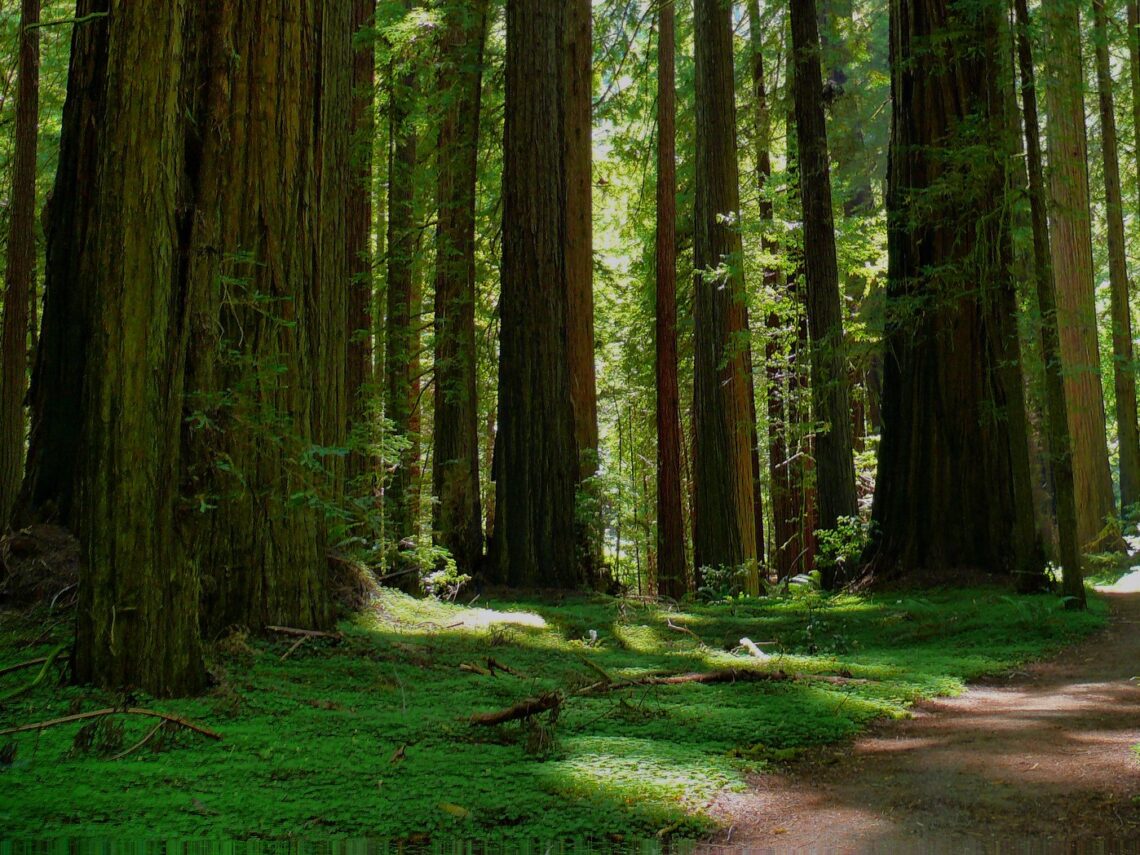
[0,587,1105,845]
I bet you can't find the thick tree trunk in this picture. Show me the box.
[347,0,376,484]
[1093,0,1140,513]
[491,0,579,588]
[871,0,1040,580]
[433,0,488,575]
[1042,0,1118,550]
[1131,0,1140,231]
[655,0,686,599]
[790,0,858,551]
[71,0,203,695]
[565,0,598,481]
[1014,0,1084,604]
[692,0,758,588]
[18,0,108,528]
[182,0,349,634]
[0,0,39,530]
[385,24,420,551]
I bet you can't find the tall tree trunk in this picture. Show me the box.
[385,20,420,551]
[433,0,488,575]
[69,0,203,695]
[1042,0,1118,550]
[790,0,858,558]
[1130,0,1140,230]
[0,0,39,529]
[18,0,107,528]
[182,0,350,634]
[750,0,795,579]
[1014,0,1085,603]
[656,0,686,599]
[565,0,598,481]
[490,0,579,588]
[347,0,377,484]
[871,0,1040,580]
[1093,0,1140,512]
[691,0,758,588]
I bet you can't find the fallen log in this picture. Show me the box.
[469,692,561,726]
[266,625,342,640]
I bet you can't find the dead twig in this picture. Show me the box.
[665,619,701,642]
[266,625,342,640]
[110,720,166,761]
[470,692,562,726]
[280,637,308,661]
[487,657,526,678]
[0,707,222,741]
[0,656,49,678]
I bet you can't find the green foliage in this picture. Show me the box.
[0,588,1104,843]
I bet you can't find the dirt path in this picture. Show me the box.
[704,583,1140,853]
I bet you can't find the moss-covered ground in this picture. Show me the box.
[0,588,1105,847]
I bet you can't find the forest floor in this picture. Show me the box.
[0,576,1118,848]
[707,574,1140,852]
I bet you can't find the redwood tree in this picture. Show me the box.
[790,0,858,550]
[1092,0,1140,511]
[655,0,686,599]
[433,0,489,574]
[1042,0,1117,549]
[692,0,758,587]
[0,0,40,529]
[490,0,579,587]
[871,0,1040,580]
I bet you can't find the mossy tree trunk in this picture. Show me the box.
[1014,0,1084,604]
[1092,0,1140,513]
[692,0,758,588]
[0,0,39,530]
[1042,0,1118,550]
[347,0,377,485]
[790,0,858,557]
[490,0,579,588]
[384,0,421,554]
[870,0,1040,581]
[182,0,350,635]
[19,0,108,529]
[433,0,488,575]
[72,0,203,695]
[655,0,686,599]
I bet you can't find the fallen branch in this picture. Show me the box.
[0,656,49,678]
[266,625,342,640]
[0,707,222,741]
[577,668,789,695]
[487,657,527,678]
[280,637,308,661]
[110,720,166,761]
[0,644,67,703]
[665,619,701,642]
[460,662,493,676]
[575,654,613,684]
[470,692,561,726]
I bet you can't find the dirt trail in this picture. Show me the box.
[704,582,1140,853]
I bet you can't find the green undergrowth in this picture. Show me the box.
[0,587,1105,847]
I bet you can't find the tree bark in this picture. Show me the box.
[490,0,579,588]
[347,0,376,484]
[1042,0,1118,550]
[870,0,1040,580]
[72,0,203,695]
[790,0,858,554]
[1092,0,1140,513]
[692,0,758,588]
[1014,0,1084,604]
[0,0,39,530]
[655,0,686,599]
[565,0,598,482]
[182,0,350,634]
[385,11,420,551]
[433,0,488,575]
[18,0,107,528]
